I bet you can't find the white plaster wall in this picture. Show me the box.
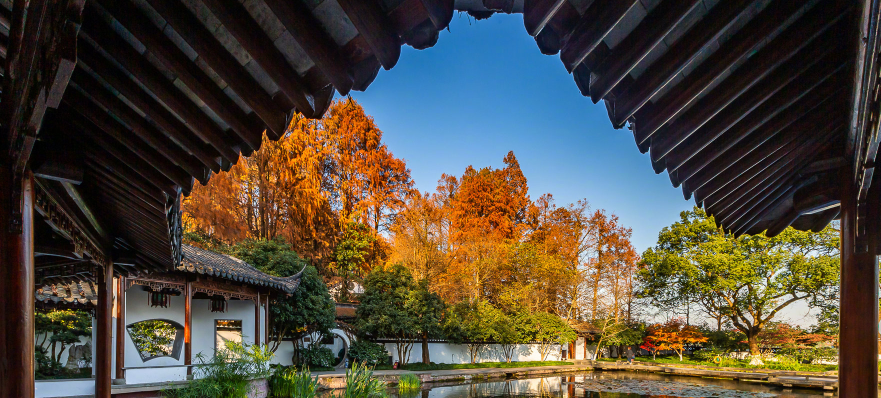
[269,328,352,367]
[191,298,259,360]
[574,337,586,360]
[120,287,261,384]
[122,284,187,384]
[35,380,95,398]
[423,377,562,398]
[271,340,296,366]
[383,342,565,365]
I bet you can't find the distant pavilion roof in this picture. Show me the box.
[178,244,304,294]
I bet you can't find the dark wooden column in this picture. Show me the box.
[96,263,113,398]
[2,171,35,398]
[255,290,260,346]
[839,168,880,397]
[185,280,192,377]
[115,276,126,382]
[264,295,270,345]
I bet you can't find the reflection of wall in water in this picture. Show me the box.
[422,378,565,398]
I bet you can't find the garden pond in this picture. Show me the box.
[388,372,850,398]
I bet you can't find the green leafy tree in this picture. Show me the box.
[496,312,524,363]
[406,279,445,364]
[606,323,645,358]
[35,309,92,364]
[230,238,336,355]
[581,312,629,360]
[347,340,389,366]
[516,312,576,361]
[443,300,505,364]
[355,265,418,364]
[638,207,839,363]
[333,221,376,302]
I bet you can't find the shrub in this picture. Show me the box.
[269,366,318,398]
[693,348,725,362]
[761,355,802,371]
[164,342,273,398]
[348,340,389,366]
[336,362,386,398]
[397,373,420,391]
[302,344,335,368]
[778,347,838,364]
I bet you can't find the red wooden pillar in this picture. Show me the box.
[1,171,35,398]
[839,168,880,397]
[96,263,114,397]
[185,280,192,377]
[255,291,261,346]
[264,295,269,345]
[115,277,126,382]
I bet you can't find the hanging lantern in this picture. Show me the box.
[211,296,227,313]
[150,291,169,308]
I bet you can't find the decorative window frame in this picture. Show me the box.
[214,319,243,354]
[126,318,185,362]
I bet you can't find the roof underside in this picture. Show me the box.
[16,0,867,279]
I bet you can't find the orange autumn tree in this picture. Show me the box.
[446,151,530,302]
[646,318,708,361]
[183,98,412,275]
[388,152,640,325]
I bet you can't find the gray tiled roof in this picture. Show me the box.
[178,244,303,294]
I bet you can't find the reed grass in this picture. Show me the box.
[397,374,421,392]
[269,366,318,398]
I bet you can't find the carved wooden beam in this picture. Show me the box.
[2,0,85,233]
[33,179,109,268]
[193,278,257,302]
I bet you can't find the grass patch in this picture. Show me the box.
[269,367,318,398]
[374,361,572,371]
[397,373,421,391]
[597,356,838,373]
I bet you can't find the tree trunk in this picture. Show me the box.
[747,333,763,365]
[422,333,430,364]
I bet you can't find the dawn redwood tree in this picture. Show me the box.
[638,207,839,364]
[645,318,707,361]
[183,98,413,273]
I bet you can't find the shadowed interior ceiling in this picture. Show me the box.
[7,0,875,282]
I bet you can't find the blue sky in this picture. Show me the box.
[349,13,693,254]
[349,13,817,326]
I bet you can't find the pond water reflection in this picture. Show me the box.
[401,372,842,398]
